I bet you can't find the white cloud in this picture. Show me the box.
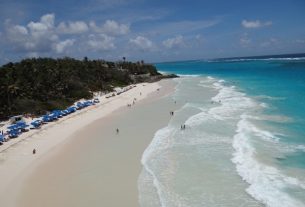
[89,20,129,36]
[146,19,220,36]
[54,39,75,53]
[241,20,272,29]
[103,20,129,35]
[87,34,116,51]
[163,35,185,49]
[5,14,57,53]
[5,24,28,43]
[27,13,55,37]
[57,21,89,34]
[129,36,153,51]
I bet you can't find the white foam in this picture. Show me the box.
[255,95,286,101]
[232,116,305,207]
[140,126,188,207]
[176,74,201,77]
[244,114,293,123]
[186,80,258,125]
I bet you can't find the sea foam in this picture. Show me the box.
[206,79,305,207]
[232,115,305,207]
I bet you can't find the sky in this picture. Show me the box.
[0,0,304,64]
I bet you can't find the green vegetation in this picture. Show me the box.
[0,57,175,120]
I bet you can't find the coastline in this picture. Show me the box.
[0,79,177,207]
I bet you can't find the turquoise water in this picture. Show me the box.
[138,56,305,207]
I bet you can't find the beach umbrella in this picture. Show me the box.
[42,115,52,122]
[8,128,20,138]
[16,122,28,128]
[30,120,42,128]
[7,124,18,130]
[68,107,77,112]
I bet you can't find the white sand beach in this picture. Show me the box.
[0,79,177,207]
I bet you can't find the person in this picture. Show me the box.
[33,148,36,154]
[140,92,142,95]
[116,128,119,134]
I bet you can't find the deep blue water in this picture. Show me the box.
[156,57,305,169]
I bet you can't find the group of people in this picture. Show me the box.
[127,97,138,107]
[181,124,186,130]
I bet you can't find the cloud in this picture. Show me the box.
[5,13,58,52]
[241,20,272,29]
[144,19,220,36]
[129,36,153,51]
[27,13,55,36]
[54,39,75,53]
[89,20,129,36]
[87,34,116,51]
[57,21,89,34]
[162,35,185,49]
[3,13,133,56]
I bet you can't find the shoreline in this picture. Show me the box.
[0,79,177,207]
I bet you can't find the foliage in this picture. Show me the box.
[0,57,161,119]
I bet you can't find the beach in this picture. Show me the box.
[0,79,177,207]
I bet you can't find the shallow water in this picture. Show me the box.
[139,57,305,207]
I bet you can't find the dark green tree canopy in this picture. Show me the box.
[0,57,167,120]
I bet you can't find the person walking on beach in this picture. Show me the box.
[33,148,36,154]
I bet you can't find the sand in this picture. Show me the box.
[0,79,177,207]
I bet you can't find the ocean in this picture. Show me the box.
[138,54,305,207]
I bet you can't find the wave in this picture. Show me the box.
[208,57,305,63]
[255,95,286,101]
[232,115,305,207]
[140,126,190,207]
[201,79,305,206]
[139,77,305,207]
[176,74,201,77]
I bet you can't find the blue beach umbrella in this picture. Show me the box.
[7,124,18,130]
[76,102,85,109]
[8,129,19,138]
[30,120,42,128]
[16,122,29,128]
[67,107,76,113]
[42,115,52,122]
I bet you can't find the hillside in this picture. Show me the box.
[0,57,177,120]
